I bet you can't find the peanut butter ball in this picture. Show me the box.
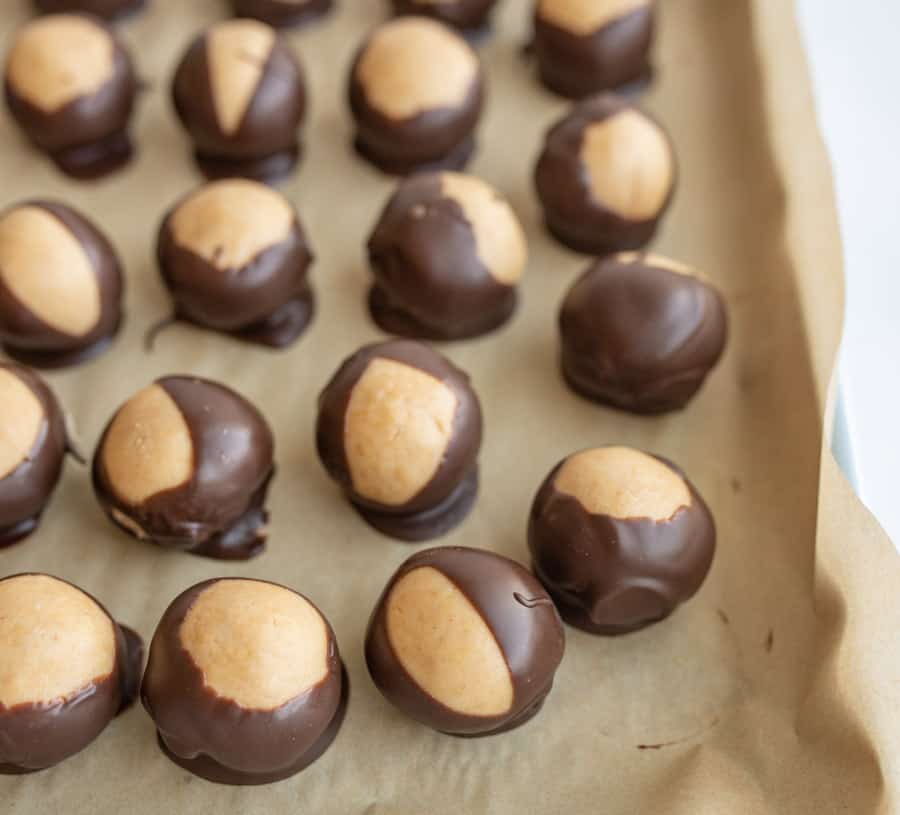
[348,17,485,175]
[34,0,147,20]
[534,94,675,254]
[172,19,307,184]
[366,546,565,735]
[4,14,137,178]
[156,179,315,348]
[367,171,527,340]
[528,446,716,635]
[316,340,482,541]
[532,0,655,98]
[0,574,142,774]
[92,376,275,560]
[141,578,346,785]
[0,200,124,368]
[390,0,499,37]
[230,0,333,28]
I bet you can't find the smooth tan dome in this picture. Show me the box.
[537,0,652,36]
[0,370,44,480]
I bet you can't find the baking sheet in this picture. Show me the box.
[2,0,897,812]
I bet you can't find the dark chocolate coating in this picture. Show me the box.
[367,173,517,340]
[366,546,565,735]
[532,2,655,98]
[92,376,275,560]
[141,578,345,785]
[528,454,716,635]
[348,39,484,175]
[534,94,675,255]
[172,27,306,184]
[4,20,136,178]
[33,0,146,21]
[316,339,483,541]
[230,0,333,28]
[559,255,728,413]
[391,0,498,36]
[156,196,315,348]
[0,201,124,368]
[0,574,143,774]
[0,364,69,547]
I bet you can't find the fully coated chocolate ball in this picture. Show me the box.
[0,200,124,368]
[528,446,716,635]
[141,578,346,785]
[532,0,655,98]
[230,0,333,28]
[316,340,482,541]
[390,0,499,37]
[560,252,728,413]
[366,546,565,735]
[0,364,69,547]
[367,171,527,340]
[0,574,142,774]
[33,0,147,20]
[156,179,315,348]
[4,14,137,178]
[92,376,275,560]
[534,94,675,255]
[348,17,484,175]
[172,19,306,184]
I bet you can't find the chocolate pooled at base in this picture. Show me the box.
[33,0,147,21]
[229,0,334,28]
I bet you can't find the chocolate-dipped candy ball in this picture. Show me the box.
[141,578,346,785]
[4,14,137,178]
[348,17,484,174]
[532,0,655,98]
[34,0,146,21]
[0,201,124,368]
[316,340,482,541]
[367,171,527,340]
[92,376,275,560]
[366,546,565,735]
[560,253,728,413]
[0,574,143,774]
[534,94,675,254]
[528,446,716,635]
[390,0,499,38]
[230,0,333,28]
[156,179,315,348]
[172,19,306,184]
[0,364,69,546]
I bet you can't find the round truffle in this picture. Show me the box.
[33,0,147,20]
[316,339,482,541]
[0,364,69,547]
[156,179,315,348]
[172,19,307,184]
[390,0,499,37]
[528,446,716,635]
[348,17,485,175]
[0,573,143,774]
[230,0,333,28]
[4,14,137,178]
[92,376,275,560]
[0,201,124,368]
[559,252,728,413]
[141,578,346,785]
[367,171,527,340]
[532,0,655,98]
[366,546,565,735]
[534,94,675,254]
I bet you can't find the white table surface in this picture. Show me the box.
[795,1,900,548]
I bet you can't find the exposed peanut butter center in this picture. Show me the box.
[344,358,457,507]
[208,20,276,136]
[555,447,691,520]
[0,575,115,708]
[580,110,674,220]
[0,206,101,337]
[538,0,651,36]
[180,580,330,710]
[170,179,294,271]
[6,15,115,114]
[440,173,527,286]
[0,370,44,480]
[101,384,193,506]
[386,566,514,717]
[356,17,478,120]
[615,251,698,278]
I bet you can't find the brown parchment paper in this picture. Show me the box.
[1,0,897,812]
